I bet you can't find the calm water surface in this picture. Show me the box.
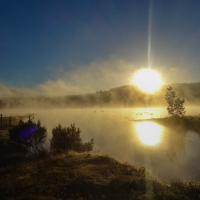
[3,106,200,181]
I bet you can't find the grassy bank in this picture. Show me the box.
[153,116,200,134]
[0,152,200,200]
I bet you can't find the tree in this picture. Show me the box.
[9,120,47,155]
[50,123,93,153]
[165,86,186,117]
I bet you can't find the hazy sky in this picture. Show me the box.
[0,0,200,90]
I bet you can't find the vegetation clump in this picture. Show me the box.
[165,86,186,117]
[9,120,47,156]
[50,123,94,153]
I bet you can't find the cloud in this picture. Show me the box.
[0,84,16,97]
[37,80,83,96]
[0,58,196,97]
[37,58,136,96]
[0,58,136,97]
[0,83,38,98]
[160,66,193,84]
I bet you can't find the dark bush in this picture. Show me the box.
[50,123,93,153]
[0,135,27,167]
[9,120,47,156]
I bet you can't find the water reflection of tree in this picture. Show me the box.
[166,125,187,161]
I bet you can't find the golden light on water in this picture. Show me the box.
[132,68,163,94]
[135,121,164,146]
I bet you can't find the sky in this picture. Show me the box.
[0,0,200,94]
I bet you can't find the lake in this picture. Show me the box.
[2,106,200,181]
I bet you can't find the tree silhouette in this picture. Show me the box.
[9,120,47,155]
[165,86,185,117]
[50,123,93,153]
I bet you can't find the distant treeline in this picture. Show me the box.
[1,83,200,108]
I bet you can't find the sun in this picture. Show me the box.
[132,68,163,94]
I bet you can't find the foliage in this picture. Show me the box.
[165,86,186,117]
[9,120,47,155]
[50,123,93,153]
[1,153,200,200]
[0,134,27,167]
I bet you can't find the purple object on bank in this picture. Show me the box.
[19,127,38,139]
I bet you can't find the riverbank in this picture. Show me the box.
[0,151,200,200]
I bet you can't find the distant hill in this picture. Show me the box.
[0,82,200,108]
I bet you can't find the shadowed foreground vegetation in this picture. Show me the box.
[1,152,200,200]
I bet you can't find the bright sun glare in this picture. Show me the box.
[135,121,163,146]
[132,68,163,94]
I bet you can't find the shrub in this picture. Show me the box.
[165,86,186,117]
[50,123,93,153]
[9,120,47,155]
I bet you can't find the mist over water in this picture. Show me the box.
[2,106,200,181]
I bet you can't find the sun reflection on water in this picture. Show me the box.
[135,121,164,146]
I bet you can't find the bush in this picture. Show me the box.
[9,120,47,156]
[165,86,186,117]
[50,123,94,153]
[0,135,27,167]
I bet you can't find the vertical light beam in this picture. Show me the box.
[148,0,153,68]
